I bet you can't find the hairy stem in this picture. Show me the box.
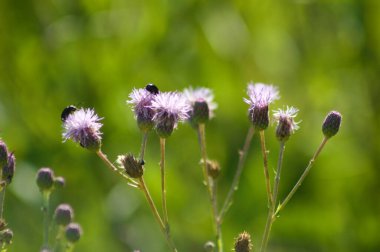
[219,126,255,221]
[259,131,274,208]
[139,132,148,161]
[198,124,222,252]
[260,141,286,252]
[275,137,328,215]
[0,187,6,220]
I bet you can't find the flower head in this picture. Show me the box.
[322,111,342,139]
[234,231,253,252]
[117,154,144,178]
[183,87,217,125]
[244,82,280,130]
[0,140,9,167]
[127,86,157,132]
[151,92,191,138]
[273,106,300,141]
[54,204,74,226]
[65,223,82,243]
[62,108,103,151]
[2,152,15,185]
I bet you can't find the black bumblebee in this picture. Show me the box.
[61,105,77,122]
[145,84,159,95]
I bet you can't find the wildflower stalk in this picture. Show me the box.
[0,187,5,219]
[53,226,65,252]
[259,131,273,208]
[139,132,149,161]
[42,191,51,250]
[197,124,222,252]
[260,140,286,252]
[219,125,255,221]
[275,137,328,215]
[95,150,139,188]
[138,177,178,252]
[159,138,170,231]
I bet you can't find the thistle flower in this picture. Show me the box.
[2,152,15,185]
[322,111,342,139]
[36,168,55,192]
[62,108,103,151]
[151,92,191,138]
[128,86,157,132]
[234,231,253,252]
[183,87,217,125]
[117,154,144,178]
[54,204,74,226]
[244,82,280,130]
[273,106,300,142]
[65,223,82,243]
[0,140,8,167]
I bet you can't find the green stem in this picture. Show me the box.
[96,150,139,188]
[42,191,51,250]
[275,137,328,215]
[0,187,6,220]
[139,132,148,161]
[260,141,286,252]
[160,138,169,230]
[138,177,178,252]
[219,126,255,221]
[64,243,74,252]
[198,124,222,252]
[53,226,65,252]
[259,131,274,208]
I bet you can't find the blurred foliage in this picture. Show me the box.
[0,0,380,251]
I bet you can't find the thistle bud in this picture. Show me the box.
[36,168,55,192]
[0,228,13,245]
[155,118,176,138]
[204,241,215,252]
[273,106,299,142]
[65,223,82,243]
[0,141,8,167]
[206,160,221,179]
[249,105,269,130]
[117,154,144,178]
[192,100,210,124]
[322,111,342,139]
[54,176,65,189]
[234,231,253,252]
[54,204,74,226]
[2,153,15,185]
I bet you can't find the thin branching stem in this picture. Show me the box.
[139,132,148,161]
[198,124,222,252]
[259,130,274,208]
[260,141,286,252]
[219,125,255,221]
[275,137,328,215]
[42,191,51,250]
[96,150,139,188]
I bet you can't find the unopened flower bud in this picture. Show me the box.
[192,100,210,124]
[249,105,269,130]
[234,231,253,252]
[322,111,342,139]
[2,153,15,185]
[0,141,8,167]
[0,228,13,245]
[54,204,74,226]
[206,160,220,179]
[204,241,215,252]
[65,223,82,243]
[117,154,143,178]
[54,176,65,189]
[36,168,55,192]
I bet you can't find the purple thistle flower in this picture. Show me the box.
[273,106,300,141]
[127,87,156,132]
[62,108,103,151]
[244,82,280,130]
[183,87,217,124]
[151,92,191,138]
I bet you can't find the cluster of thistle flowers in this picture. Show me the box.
[61,82,342,252]
[36,168,82,252]
[0,139,16,250]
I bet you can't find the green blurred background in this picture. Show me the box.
[0,0,379,251]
